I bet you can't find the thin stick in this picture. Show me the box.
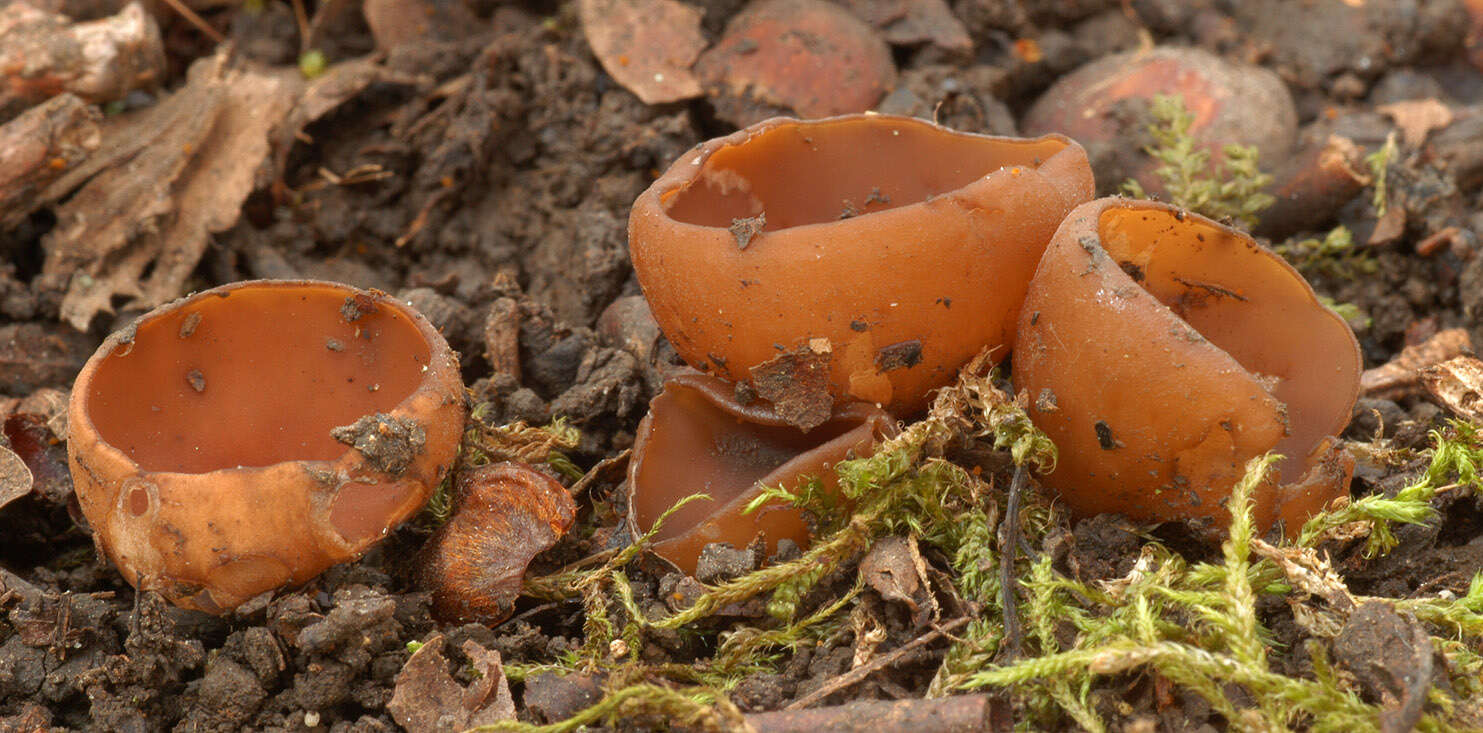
[158,0,225,43]
[289,0,311,55]
[998,463,1027,659]
[783,616,970,711]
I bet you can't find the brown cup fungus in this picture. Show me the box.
[1014,199,1361,534]
[68,280,465,613]
[628,372,894,574]
[629,113,1094,416]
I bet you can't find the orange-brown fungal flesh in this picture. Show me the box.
[68,280,466,613]
[416,463,576,625]
[1014,199,1360,534]
[629,113,1094,416]
[628,372,895,574]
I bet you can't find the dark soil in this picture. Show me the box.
[2,0,1482,730]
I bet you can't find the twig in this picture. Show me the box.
[783,617,970,711]
[997,463,1027,659]
[750,693,989,733]
[290,0,312,56]
[158,0,225,43]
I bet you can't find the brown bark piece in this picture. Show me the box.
[0,93,99,230]
[580,0,706,105]
[364,0,480,53]
[1420,355,1483,424]
[0,1,164,111]
[1361,328,1474,400]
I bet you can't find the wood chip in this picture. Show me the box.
[1420,354,1483,423]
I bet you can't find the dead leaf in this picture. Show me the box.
[579,0,706,105]
[0,442,32,511]
[860,535,920,609]
[1379,98,1454,147]
[1420,354,1483,423]
[39,50,395,332]
[0,93,100,230]
[388,635,516,733]
[748,339,834,431]
[40,49,300,330]
[1361,328,1473,399]
[364,0,480,52]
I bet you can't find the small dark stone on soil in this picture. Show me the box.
[695,542,757,583]
[523,671,604,724]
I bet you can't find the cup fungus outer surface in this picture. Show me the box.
[67,280,466,613]
[629,113,1094,416]
[628,371,895,575]
[1014,199,1360,535]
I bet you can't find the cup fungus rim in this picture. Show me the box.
[69,278,453,482]
[626,371,896,573]
[635,113,1086,246]
[1035,197,1362,469]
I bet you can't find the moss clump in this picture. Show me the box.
[1122,94,1275,228]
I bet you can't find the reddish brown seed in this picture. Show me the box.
[416,463,577,625]
[67,280,466,613]
[629,113,1093,416]
[1014,199,1360,534]
[627,371,895,574]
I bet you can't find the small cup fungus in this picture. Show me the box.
[628,372,894,574]
[629,113,1093,415]
[67,280,465,613]
[1014,199,1361,534]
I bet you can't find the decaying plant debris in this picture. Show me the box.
[3,0,1483,730]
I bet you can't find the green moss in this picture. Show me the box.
[1275,226,1378,280]
[1122,94,1275,228]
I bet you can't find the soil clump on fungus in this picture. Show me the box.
[2,0,1483,730]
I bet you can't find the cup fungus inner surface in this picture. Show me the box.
[634,383,864,545]
[661,116,1072,232]
[82,284,433,475]
[1095,207,1358,482]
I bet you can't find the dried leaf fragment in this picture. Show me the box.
[1421,354,1483,423]
[1379,98,1454,147]
[0,442,32,511]
[1361,328,1473,399]
[0,93,100,231]
[579,0,706,105]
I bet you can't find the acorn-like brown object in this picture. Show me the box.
[416,462,576,625]
[1022,47,1296,195]
[68,280,465,613]
[628,371,895,574]
[1014,199,1361,534]
[630,113,1093,416]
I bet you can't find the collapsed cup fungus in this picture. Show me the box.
[629,113,1093,416]
[416,462,576,625]
[67,280,465,613]
[1014,199,1361,534]
[628,371,895,574]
